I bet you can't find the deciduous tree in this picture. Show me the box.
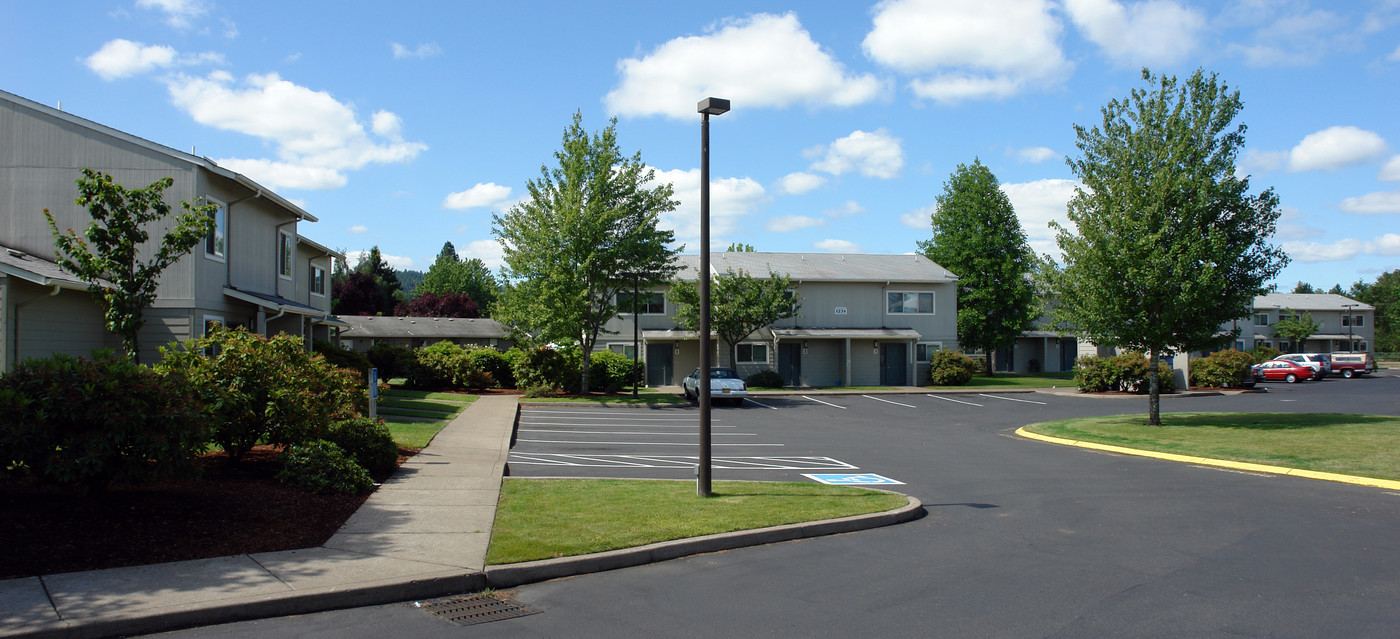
[669,268,800,366]
[418,241,499,314]
[1271,309,1321,348]
[1045,68,1289,425]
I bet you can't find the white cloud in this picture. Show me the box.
[443,182,513,210]
[1225,6,1348,67]
[1288,126,1388,172]
[1240,148,1288,176]
[391,42,443,59]
[814,239,861,252]
[822,200,866,217]
[1000,178,1080,257]
[863,0,1071,103]
[212,158,347,191]
[1338,190,1400,214]
[1379,155,1400,181]
[777,172,826,195]
[348,225,368,233]
[1274,206,1324,241]
[136,0,208,29]
[167,71,427,190]
[1063,0,1205,66]
[765,215,825,232]
[809,129,903,179]
[1280,234,1400,262]
[1012,146,1058,163]
[344,250,415,271]
[84,39,222,80]
[654,168,767,244]
[900,207,933,230]
[605,12,884,119]
[460,239,506,270]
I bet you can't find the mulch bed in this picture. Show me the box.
[0,445,402,580]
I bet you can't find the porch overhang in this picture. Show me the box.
[772,328,921,340]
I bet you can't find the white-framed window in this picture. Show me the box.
[608,343,637,359]
[1253,314,1269,326]
[204,199,226,261]
[617,291,665,314]
[916,342,942,363]
[736,342,768,364]
[310,264,326,297]
[888,291,934,314]
[202,315,225,355]
[278,231,294,280]
[1235,341,1245,351]
[1342,315,1351,327]
[1354,315,1365,327]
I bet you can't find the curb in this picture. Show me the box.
[484,493,925,589]
[1015,427,1400,491]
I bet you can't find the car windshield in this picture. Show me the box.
[710,368,739,379]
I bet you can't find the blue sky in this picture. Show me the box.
[3,0,1399,291]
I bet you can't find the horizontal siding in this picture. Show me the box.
[13,287,114,361]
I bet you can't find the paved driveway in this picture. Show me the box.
[160,374,1400,638]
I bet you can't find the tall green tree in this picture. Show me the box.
[418,241,499,314]
[917,159,1037,376]
[1045,68,1289,425]
[669,268,800,366]
[1291,281,1317,294]
[44,169,216,363]
[1271,309,1321,348]
[492,113,679,393]
[1350,270,1400,352]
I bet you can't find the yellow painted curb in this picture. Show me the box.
[1015,427,1400,492]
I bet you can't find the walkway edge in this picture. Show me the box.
[1015,427,1400,491]
[484,494,926,589]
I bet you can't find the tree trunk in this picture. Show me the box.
[983,344,994,377]
[1148,348,1161,426]
[580,338,591,395]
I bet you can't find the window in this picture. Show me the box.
[202,315,224,355]
[888,291,934,314]
[278,232,294,279]
[617,291,664,314]
[736,343,768,364]
[204,200,226,260]
[1342,315,1351,327]
[310,264,326,296]
[609,343,637,359]
[1253,314,1269,326]
[1354,315,1365,327]
[916,342,942,363]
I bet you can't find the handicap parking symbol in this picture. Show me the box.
[803,473,905,486]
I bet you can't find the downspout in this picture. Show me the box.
[223,190,264,289]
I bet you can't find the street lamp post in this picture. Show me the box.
[697,97,729,498]
[620,271,644,398]
[1343,303,1357,352]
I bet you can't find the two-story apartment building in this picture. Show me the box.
[600,252,959,387]
[0,89,343,370]
[1224,293,1374,354]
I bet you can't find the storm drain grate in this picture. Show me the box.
[416,593,540,626]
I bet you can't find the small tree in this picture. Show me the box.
[669,268,800,366]
[418,241,499,314]
[1272,308,1321,349]
[44,169,216,363]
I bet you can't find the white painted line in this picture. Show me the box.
[978,393,1047,405]
[517,439,784,447]
[519,414,705,422]
[863,395,917,408]
[519,428,755,436]
[519,421,737,429]
[802,395,847,409]
[743,397,780,409]
[508,454,856,470]
[927,394,983,407]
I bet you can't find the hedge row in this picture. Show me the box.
[1073,353,1178,394]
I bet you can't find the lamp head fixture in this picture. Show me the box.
[698,97,731,116]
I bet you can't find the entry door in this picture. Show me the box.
[1060,339,1077,371]
[778,343,802,386]
[881,343,907,386]
[646,343,674,386]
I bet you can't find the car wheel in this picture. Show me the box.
[1285,373,1298,383]
[1343,369,1355,379]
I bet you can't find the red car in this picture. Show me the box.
[1251,360,1314,383]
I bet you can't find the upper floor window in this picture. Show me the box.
[1354,315,1365,327]
[204,200,226,260]
[310,264,326,296]
[1253,314,1269,326]
[888,291,934,315]
[736,343,768,364]
[278,232,294,279]
[617,291,665,314]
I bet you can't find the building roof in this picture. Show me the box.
[1255,293,1372,312]
[0,242,107,290]
[673,252,957,283]
[337,315,509,339]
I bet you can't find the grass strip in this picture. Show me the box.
[382,389,478,404]
[377,397,466,414]
[383,418,452,449]
[486,478,907,565]
[1023,412,1400,481]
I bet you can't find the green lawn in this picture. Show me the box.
[486,479,908,565]
[378,389,476,448]
[1024,412,1400,481]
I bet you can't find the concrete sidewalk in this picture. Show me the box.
[0,395,519,639]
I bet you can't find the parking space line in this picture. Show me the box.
[743,397,780,409]
[978,393,1048,405]
[519,421,737,428]
[519,414,707,422]
[927,394,983,407]
[802,395,847,409]
[518,428,757,436]
[863,395,917,408]
[507,454,856,470]
[516,438,784,447]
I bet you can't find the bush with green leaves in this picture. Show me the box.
[0,350,207,492]
[927,350,979,386]
[745,369,785,388]
[366,342,414,381]
[464,346,514,388]
[314,339,371,378]
[325,417,400,476]
[1190,349,1256,388]
[277,441,373,494]
[587,349,643,393]
[1074,353,1176,394]
[1248,345,1282,364]
[157,327,365,462]
[405,340,467,390]
[511,346,580,393]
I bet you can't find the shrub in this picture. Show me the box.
[927,350,979,386]
[522,383,561,398]
[366,343,415,381]
[464,346,514,388]
[277,441,373,494]
[1074,352,1178,394]
[314,339,371,378]
[1248,345,1281,364]
[588,349,643,393]
[406,340,468,390]
[512,346,579,393]
[1190,349,1255,388]
[157,327,365,462]
[0,350,207,492]
[745,369,785,388]
[1073,355,1118,392]
[325,417,400,476]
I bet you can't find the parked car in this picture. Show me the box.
[1252,360,1314,383]
[1330,352,1376,379]
[1273,353,1331,379]
[682,367,748,405]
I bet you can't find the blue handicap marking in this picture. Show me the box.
[803,473,905,486]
